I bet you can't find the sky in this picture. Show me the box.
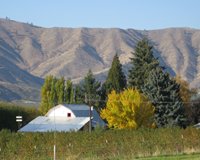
[0,0,200,30]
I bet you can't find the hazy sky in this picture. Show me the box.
[1,0,200,29]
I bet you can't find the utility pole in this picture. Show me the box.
[89,106,93,133]
[73,87,76,103]
[53,100,56,160]
[85,93,93,133]
[54,145,56,160]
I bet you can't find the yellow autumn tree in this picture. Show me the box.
[101,88,155,129]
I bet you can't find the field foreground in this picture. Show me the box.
[139,153,200,160]
[0,127,200,159]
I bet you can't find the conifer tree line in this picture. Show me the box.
[40,38,199,128]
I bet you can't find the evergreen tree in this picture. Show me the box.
[128,39,186,127]
[74,84,84,104]
[81,69,101,110]
[99,83,107,108]
[105,54,127,93]
[128,39,159,90]
[142,67,186,127]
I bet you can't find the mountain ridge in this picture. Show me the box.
[0,18,200,101]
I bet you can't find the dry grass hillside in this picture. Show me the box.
[0,18,200,101]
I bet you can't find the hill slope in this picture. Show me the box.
[0,18,200,101]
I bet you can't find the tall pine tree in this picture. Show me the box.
[73,84,84,104]
[142,67,186,127]
[81,69,101,110]
[128,39,159,90]
[104,54,127,93]
[129,39,186,127]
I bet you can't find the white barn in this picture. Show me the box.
[19,104,105,132]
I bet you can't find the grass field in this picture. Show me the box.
[138,153,200,160]
[51,153,200,160]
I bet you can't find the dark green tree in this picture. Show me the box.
[104,54,127,93]
[142,67,186,127]
[81,70,101,110]
[73,84,84,104]
[99,83,107,108]
[185,97,200,125]
[128,39,159,90]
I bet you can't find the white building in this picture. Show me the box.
[19,104,105,132]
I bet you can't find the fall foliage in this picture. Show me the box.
[101,88,155,129]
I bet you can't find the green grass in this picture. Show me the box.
[138,153,200,160]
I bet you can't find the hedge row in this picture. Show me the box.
[0,102,39,131]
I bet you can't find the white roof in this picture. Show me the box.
[19,116,90,132]
[46,104,106,127]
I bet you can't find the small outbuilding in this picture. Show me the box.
[19,104,105,132]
